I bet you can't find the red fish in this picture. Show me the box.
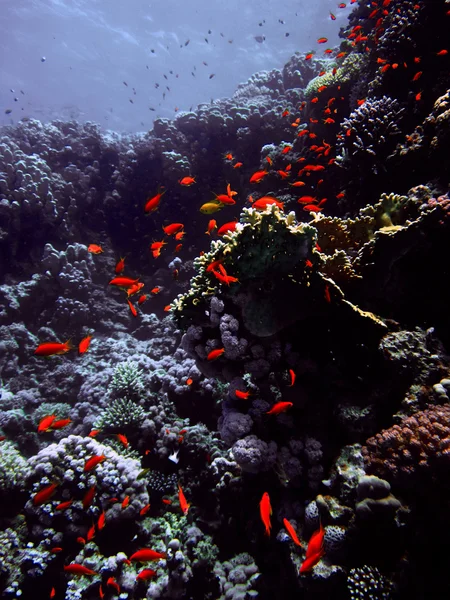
[82,485,96,510]
[252,197,284,210]
[179,176,196,186]
[144,187,165,213]
[178,483,190,515]
[303,204,323,212]
[217,221,238,236]
[412,71,422,81]
[55,499,73,511]
[129,548,167,562]
[330,11,336,20]
[437,49,448,56]
[207,348,225,361]
[107,577,120,595]
[116,433,128,448]
[163,223,184,236]
[235,390,250,400]
[63,564,97,576]
[78,334,92,354]
[150,241,166,258]
[136,568,157,581]
[34,341,72,357]
[97,511,106,530]
[33,482,58,505]
[233,162,243,169]
[115,257,126,274]
[140,503,151,516]
[38,415,56,433]
[300,522,325,573]
[249,170,268,183]
[88,244,103,254]
[206,219,217,235]
[127,300,137,317]
[317,37,328,43]
[283,518,302,546]
[288,369,296,387]
[260,492,272,536]
[87,522,95,541]
[84,455,106,472]
[109,277,140,288]
[121,495,130,509]
[298,196,317,204]
[137,294,148,305]
[305,52,314,60]
[266,402,293,415]
[51,418,72,430]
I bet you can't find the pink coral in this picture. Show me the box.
[362,404,450,488]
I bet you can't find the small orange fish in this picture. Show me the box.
[266,401,293,415]
[317,37,328,43]
[260,492,272,536]
[179,176,196,186]
[82,485,96,509]
[175,230,185,241]
[163,305,172,312]
[224,152,233,160]
[55,499,73,510]
[88,430,101,438]
[116,433,129,448]
[129,548,167,562]
[50,587,56,599]
[84,455,106,472]
[249,170,268,183]
[144,187,166,213]
[97,511,106,530]
[150,287,161,295]
[186,378,193,385]
[206,219,217,235]
[288,369,296,387]
[235,389,250,400]
[109,277,140,288]
[329,11,336,20]
[76,537,86,545]
[324,284,331,303]
[415,91,422,101]
[33,482,58,505]
[115,257,126,274]
[88,244,103,254]
[51,418,72,430]
[178,483,190,515]
[207,348,225,361]
[303,204,323,212]
[437,49,448,56]
[64,564,97,576]
[121,495,130,509]
[283,518,302,546]
[87,522,96,541]
[137,294,148,305]
[412,71,422,81]
[305,52,314,60]
[38,414,56,433]
[163,223,184,236]
[34,341,72,357]
[136,568,157,581]
[162,498,172,505]
[298,196,317,204]
[127,300,138,317]
[140,503,151,516]
[107,578,121,595]
[233,162,243,168]
[78,334,93,354]
[175,243,183,253]
[252,197,284,210]
[217,221,238,236]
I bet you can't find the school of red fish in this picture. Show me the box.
[19,0,450,590]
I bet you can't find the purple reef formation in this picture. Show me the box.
[1,1,450,599]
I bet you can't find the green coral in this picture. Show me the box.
[0,441,31,493]
[305,53,367,97]
[109,360,144,400]
[93,397,145,431]
[172,205,318,336]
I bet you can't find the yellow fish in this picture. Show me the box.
[199,201,224,214]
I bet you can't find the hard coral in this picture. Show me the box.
[362,404,450,491]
